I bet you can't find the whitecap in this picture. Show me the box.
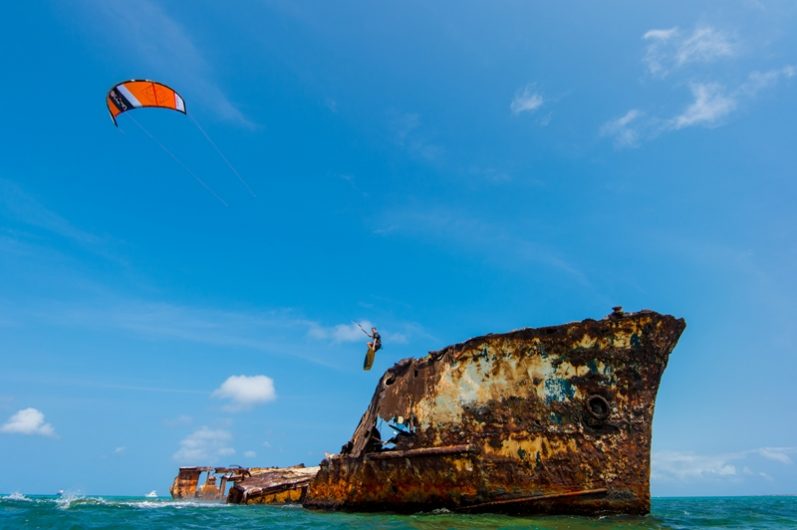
[55,493,109,510]
[3,491,31,502]
[120,499,232,510]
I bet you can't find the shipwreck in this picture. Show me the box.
[172,308,685,515]
[170,465,319,503]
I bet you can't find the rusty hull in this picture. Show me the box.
[170,466,251,501]
[170,467,215,500]
[304,309,685,515]
[228,465,320,505]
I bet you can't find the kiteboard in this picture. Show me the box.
[363,346,376,371]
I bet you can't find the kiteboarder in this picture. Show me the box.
[357,323,381,371]
[367,327,381,354]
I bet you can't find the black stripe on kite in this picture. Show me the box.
[109,88,134,113]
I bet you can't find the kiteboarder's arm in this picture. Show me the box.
[355,322,372,337]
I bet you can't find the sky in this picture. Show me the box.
[0,0,795,497]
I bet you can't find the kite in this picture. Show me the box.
[106,79,256,203]
[106,79,186,126]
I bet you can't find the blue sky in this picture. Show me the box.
[1,0,795,497]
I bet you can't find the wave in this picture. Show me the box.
[2,493,256,513]
[56,496,236,510]
[2,492,32,502]
[116,500,234,510]
[56,494,105,510]
[139,500,236,510]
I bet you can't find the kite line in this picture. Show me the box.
[127,114,229,207]
[189,114,256,198]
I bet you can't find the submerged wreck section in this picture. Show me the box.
[304,309,685,515]
[170,465,318,504]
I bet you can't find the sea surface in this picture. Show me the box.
[1,493,795,529]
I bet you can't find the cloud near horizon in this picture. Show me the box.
[653,447,796,483]
[1,408,56,437]
[173,427,235,463]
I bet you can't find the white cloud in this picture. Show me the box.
[510,84,544,115]
[643,27,680,76]
[605,64,796,145]
[643,27,678,41]
[676,27,736,67]
[653,450,737,480]
[653,447,796,483]
[667,67,794,131]
[113,446,126,455]
[308,321,412,346]
[173,427,235,463]
[605,23,791,145]
[600,109,643,148]
[243,450,257,458]
[644,26,736,76]
[669,83,737,129]
[1,408,55,437]
[757,447,794,464]
[739,65,797,97]
[212,375,276,410]
[309,321,373,343]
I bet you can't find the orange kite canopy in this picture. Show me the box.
[106,79,186,126]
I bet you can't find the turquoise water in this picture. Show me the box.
[1,493,795,529]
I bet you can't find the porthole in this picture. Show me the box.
[586,395,610,420]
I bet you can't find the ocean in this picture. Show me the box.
[1,493,795,529]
